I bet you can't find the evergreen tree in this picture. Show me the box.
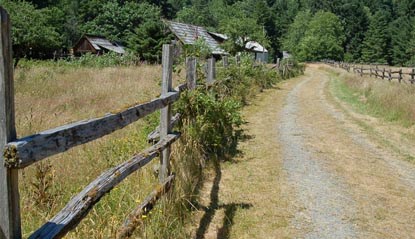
[337,1,369,61]
[128,17,172,63]
[389,17,413,65]
[406,19,415,66]
[361,10,390,64]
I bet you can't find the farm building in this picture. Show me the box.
[73,34,125,56]
[208,32,269,63]
[245,41,269,63]
[165,21,227,57]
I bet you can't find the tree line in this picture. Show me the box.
[2,0,415,66]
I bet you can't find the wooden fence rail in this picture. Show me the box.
[0,7,231,238]
[324,60,415,84]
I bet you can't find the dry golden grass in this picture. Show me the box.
[330,67,415,126]
[14,64,191,238]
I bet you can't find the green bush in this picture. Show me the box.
[176,89,243,158]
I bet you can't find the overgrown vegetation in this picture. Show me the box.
[329,68,415,127]
[14,55,303,238]
[17,52,140,69]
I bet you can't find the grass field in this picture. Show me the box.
[15,64,196,238]
[327,67,415,127]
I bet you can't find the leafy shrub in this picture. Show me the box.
[175,89,243,158]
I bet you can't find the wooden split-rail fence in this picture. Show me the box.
[324,60,415,84]
[0,8,240,239]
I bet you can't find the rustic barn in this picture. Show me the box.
[165,21,227,57]
[73,35,125,56]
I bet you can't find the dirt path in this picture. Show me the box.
[191,65,415,239]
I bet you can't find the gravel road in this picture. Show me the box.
[279,78,357,239]
[193,64,415,239]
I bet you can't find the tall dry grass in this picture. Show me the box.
[14,64,196,238]
[331,69,415,126]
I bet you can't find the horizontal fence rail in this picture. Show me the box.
[3,92,180,169]
[29,133,180,239]
[324,60,415,84]
[0,8,240,237]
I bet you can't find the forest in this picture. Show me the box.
[1,0,415,65]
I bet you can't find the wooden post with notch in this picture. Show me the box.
[186,57,197,90]
[223,56,228,68]
[0,8,21,239]
[388,69,392,81]
[159,44,173,182]
[206,57,215,85]
[411,69,415,84]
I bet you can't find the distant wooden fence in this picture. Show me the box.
[0,8,239,239]
[324,60,415,84]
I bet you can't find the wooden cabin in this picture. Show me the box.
[73,35,125,56]
[165,21,228,58]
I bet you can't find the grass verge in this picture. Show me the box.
[328,68,415,127]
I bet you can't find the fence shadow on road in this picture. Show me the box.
[195,159,252,239]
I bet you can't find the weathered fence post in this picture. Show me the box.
[159,44,173,182]
[369,67,372,77]
[382,68,385,80]
[388,69,392,81]
[411,69,415,84]
[0,8,21,239]
[223,56,228,68]
[236,55,241,66]
[360,66,363,77]
[206,57,216,85]
[398,69,402,83]
[186,57,197,90]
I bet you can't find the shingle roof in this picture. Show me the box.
[85,35,125,54]
[166,21,227,55]
[245,41,268,53]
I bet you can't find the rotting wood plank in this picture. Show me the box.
[116,174,175,239]
[147,113,181,143]
[3,92,180,169]
[28,133,180,239]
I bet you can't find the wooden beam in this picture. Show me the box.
[159,44,173,182]
[28,133,180,239]
[4,92,180,169]
[0,8,21,239]
[116,174,175,239]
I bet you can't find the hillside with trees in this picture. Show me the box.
[2,0,415,65]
